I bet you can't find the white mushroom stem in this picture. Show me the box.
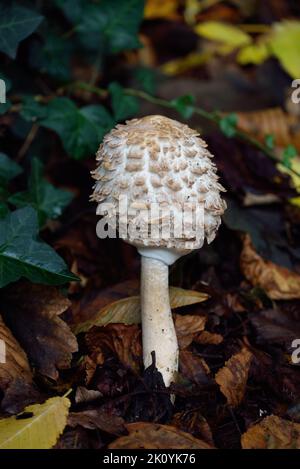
[140,255,179,387]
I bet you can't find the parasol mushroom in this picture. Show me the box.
[91,115,226,388]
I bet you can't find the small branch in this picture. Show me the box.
[9,80,300,179]
[16,123,39,162]
[73,81,300,179]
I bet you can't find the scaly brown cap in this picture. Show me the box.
[91,115,226,252]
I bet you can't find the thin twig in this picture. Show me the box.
[72,81,300,179]
[16,123,39,162]
[10,80,300,179]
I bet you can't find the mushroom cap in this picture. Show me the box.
[91,115,226,252]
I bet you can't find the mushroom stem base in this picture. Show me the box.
[140,256,179,388]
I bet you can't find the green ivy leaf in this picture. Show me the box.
[102,0,145,53]
[171,94,195,119]
[8,158,73,227]
[29,32,72,82]
[219,113,238,137]
[40,98,115,159]
[109,82,139,121]
[21,96,48,122]
[0,202,9,219]
[133,67,157,94]
[57,0,145,54]
[282,144,298,169]
[0,153,22,185]
[0,207,78,288]
[54,0,86,24]
[265,134,275,150]
[0,5,43,59]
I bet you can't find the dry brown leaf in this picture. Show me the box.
[74,386,102,404]
[0,315,32,391]
[108,422,214,449]
[86,324,142,372]
[179,350,211,385]
[172,410,214,447]
[174,314,206,349]
[242,415,300,449]
[72,281,208,335]
[215,346,253,407]
[80,355,97,385]
[249,308,300,350]
[240,234,300,300]
[225,292,246,313]
[1,378,42,415]
[235,107,300,152]
[194,331,223,345]
[71,280,139,328]
[68,410,125,436]
[1,283,78,380]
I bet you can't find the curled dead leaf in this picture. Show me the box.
[215,346,253,407]
[68,409,125,436]
[1,378,43,415]
[179,350,211,385]
[240,234,300,300]
[0,283,78,380]
[172,410,214,447]
[249,308,300,351]
[241,415,300,449]
[174,314,206,349]
[74,386,102,404]
[0,315,32,391]
[108,422,214,449]
[85,324,142,372]
[72,282,208,334]
[235,107,300,152]
[194,331,223,345]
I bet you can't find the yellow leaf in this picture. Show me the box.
[237,41,270,65]
[184,0,201,25]
[161,51,213,76]
[169,287,208,308]
[0,397,70,449]
[144,0,179,20]
[73,287,209,334]
[277,156,300,192]
[269,21,300,78]
[277,156,300,207]
[195,21,251,49]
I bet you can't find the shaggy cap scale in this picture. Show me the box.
[91,115,226,252]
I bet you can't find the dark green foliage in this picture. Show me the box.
[8,158,73,227]
[219,113,238,137]
[41,98,115,159]
[0,207,77,288]
[282,144,297,169]
[109,82,139,121]
[171,94,195,119]
[55,0,145,54]
[0,153,22,184]
[265,134,275,150]
[0,5,43,58]
[0,0,146,288]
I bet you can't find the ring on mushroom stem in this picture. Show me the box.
[91,115,226,392]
